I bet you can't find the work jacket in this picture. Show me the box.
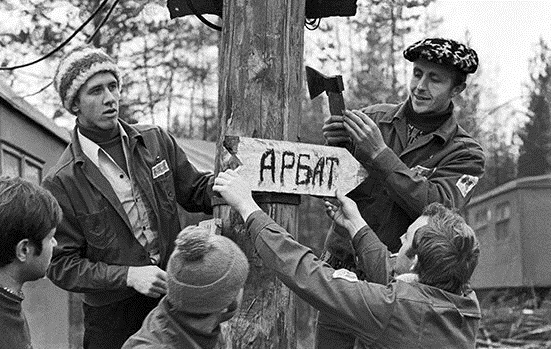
[342,101,486,253]
[43,120,214,306]
[121,297,221,349]
[247,210,481,349]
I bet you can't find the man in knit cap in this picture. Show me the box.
[317,37,486,348]
[42,45,215,349]
[122,223,249,348]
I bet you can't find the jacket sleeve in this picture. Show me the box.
[43,176,129,293]
[160,129,214,214]
[246,210,393,343]
[352,225,391,284]
[357,139,485,218]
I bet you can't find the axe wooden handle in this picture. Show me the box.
[327,91,345,116]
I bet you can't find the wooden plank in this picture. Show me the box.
[223,136,368,197]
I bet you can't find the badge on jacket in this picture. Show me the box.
[456,174,479,197]
[332,268,359,283]
[152,159,170,179]
[410,165,435,179]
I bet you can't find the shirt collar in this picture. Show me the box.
[380,101,459,143]
[77,121,128,168]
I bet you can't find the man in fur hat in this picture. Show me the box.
[318,37,486,348]
[42,46,215,349]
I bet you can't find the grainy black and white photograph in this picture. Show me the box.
[1,0,550,348]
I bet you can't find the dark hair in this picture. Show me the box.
[0,176,62,267]
[452,69,468,87]
[408,202,479,294]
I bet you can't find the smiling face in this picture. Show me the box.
[409,59,465,114]
[393,215,429,276]
[74,72,120,130]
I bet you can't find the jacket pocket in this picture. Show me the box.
[79,207,117,249]
[153,172,176,214]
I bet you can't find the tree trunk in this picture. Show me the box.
[215,0,305,347]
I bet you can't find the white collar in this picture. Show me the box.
[77,121,128,167]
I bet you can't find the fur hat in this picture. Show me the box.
[403,38,479,74]
[53,46,121,113]
[167,224,249,314]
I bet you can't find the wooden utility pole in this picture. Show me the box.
[214,0,306,347]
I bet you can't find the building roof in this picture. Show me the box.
[175,138,216,172]
[468,174,551,206]
[0,80,70,144]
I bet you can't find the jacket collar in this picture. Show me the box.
[396,278,481,319]
[379,100,459,144]
[71,119,145,164]
[160,297,221,347]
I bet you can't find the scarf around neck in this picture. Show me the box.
[404,98,453,134]
[76,118,120,144]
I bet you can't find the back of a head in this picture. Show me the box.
[166,224,249,315]
[411,202,479,294]
[0,176,62,267]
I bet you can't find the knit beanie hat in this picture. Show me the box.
[167,224,249,314]
[53,45,121,114]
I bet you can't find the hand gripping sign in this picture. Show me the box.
[222,136,368,197]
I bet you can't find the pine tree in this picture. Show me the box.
[517,39,551,178]
[0,0,220,139]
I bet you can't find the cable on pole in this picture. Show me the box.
[86,0,120,44]
[0,0,111,71]
[184,0,222,31]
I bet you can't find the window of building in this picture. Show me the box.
[495,201,511,241]
[476,226,488,245]
[474,207,491,228]
[0,143,43,184]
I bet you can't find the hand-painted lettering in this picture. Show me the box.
[260,148,276,183]
[296,154,312,185]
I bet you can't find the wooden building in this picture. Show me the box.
[464,174,551,289]
[0,81,72,348]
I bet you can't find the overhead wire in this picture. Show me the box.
[0,0,111,71]
[86,0,120,44]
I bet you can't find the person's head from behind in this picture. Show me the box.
[54,45,122,131]
[394,202,479,294]
[403,38,478,114]
[166,223,249,320]
[0,176,62,282]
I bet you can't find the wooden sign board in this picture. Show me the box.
[223,136,368,197]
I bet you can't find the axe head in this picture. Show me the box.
[305,66,344,100]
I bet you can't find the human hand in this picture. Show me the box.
[126,265,167,298]
[213,168,261,221]
[324,189,367,239]
[343,110,388,159]
[322,115,351,147]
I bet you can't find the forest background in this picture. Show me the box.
[2,0,551,193]
[1,0,551,347]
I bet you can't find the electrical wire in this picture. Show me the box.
[184,0,222,31]
[305,17,321,30]
[86,0,120,44]
[0,0,111,71]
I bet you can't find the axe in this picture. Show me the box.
[305,66,346,116]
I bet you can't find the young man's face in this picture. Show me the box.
[408,59,465,114]
[25,228,57,281]
[393,215,429,276]
[74,72,120,130]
